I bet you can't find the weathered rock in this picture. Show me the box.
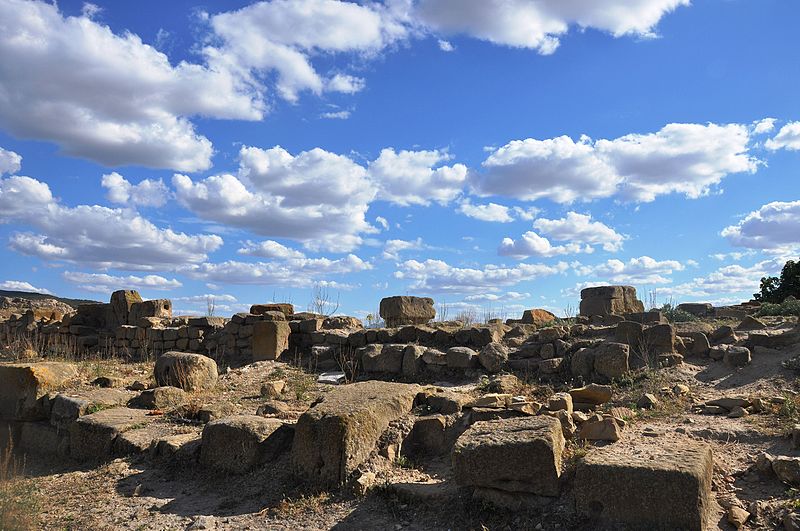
[252,320,290,361]
[50,389,131,428]
[452,416,564,497]
[129,386,187,410]
[402,414,450,456]
[129,299,172,323]
[725,346,751,367]
[69,407,153,461]
[736,315,766,331]
[422,348,447,366]
[446,346,479,369]
[292,381,419,487]
[418,388,471,414]
[260,380,286,399]
[379,296,435,327]
[361,344,404,374]
[465,393,511,408]
[688,332,711,356]
[580,286,644,317]
[593,342,630,380]
[0,362,79,420]
[256,400,291,417]
[250,303,294,317]
[520,309,556,326]
[570,348,595,379]
[772,456,800,486]
[615,321,643,347]
[538,357,564,374]
[154,351,218,392]
[200,415,291,473]
[547,392,573,415]
[569,384,613,406]
[478,342,508,373]
[578,415,622,441]
[575,440,714,530]
[402,345,425,376]
[637,393,659,409]
[677,302,714,317]
[109,289,143,326]
[711,325,737,345]
[643,324,676,355]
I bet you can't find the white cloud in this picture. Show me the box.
[375,216,389,231]
[766,122,800,151]
[667,258,784,300]
[463,291,529,302]
[382,238,425,260]
[721,201,800,254]
[394,258,568,293]
[101,172,170,208]
[414,0,689,54]
[174,145,376,252]
[63,271,182,293]
[369,148,467,206]
[326,74,366,94]
[753,118,776,135]
[0,175,222,269]
[0,148,21,176]
[499,231,592,258]
[0,280,52,294]
[457,199,514,222]
[575,256,685,284]
[0,0,262,171]
[80,3,102,18]
[473,123,758,203]
[533,212,625,252]
[237,240,306,260]
[437,39,454,52]
[183,254,371,287]
[320,110,351,120]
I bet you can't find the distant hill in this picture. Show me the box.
[0,289,99,308]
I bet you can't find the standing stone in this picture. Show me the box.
[129,299,172,323]
[154,351,218,392]
[453,416,564,497]
[252,320,290,361]
[575,440,714,530]
[593,342,630,380]
[109,290,143,327]
[292,381,419,487]
[379,296,435,327]
[580,286,644,317]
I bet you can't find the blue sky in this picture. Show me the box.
[0,0,798,319]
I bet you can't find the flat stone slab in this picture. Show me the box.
[292,381,420,487]
[200,415,290,474]
[69,407,154,461]
[0,362,79,420]
[50,388,132,429]
[575,439,714,530]
[452,416,564,497]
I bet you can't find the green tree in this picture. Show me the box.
[754,259,800,303]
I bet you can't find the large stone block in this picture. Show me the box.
[379,296,435,327]
[593,342,630,380]
[50,388,132,429]
[250,303,294,317]
[109,290,143,327]
[292,381,420,487]
[575,440,714,530]
[201,415,291,473]
[453,416,564,497]
[361,344,404,374]
[0,362,79,420]
[154,351,218,392]
[129,299,172,324]
[677,302,714,317]
[69,407,153,461]
[579,286,644,317]
[520,309,556,326]
[252,320,290,361]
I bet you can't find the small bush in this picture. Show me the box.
[659,303,697,323]
[756,299,800,317]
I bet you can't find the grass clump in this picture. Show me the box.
[659,303,697,323]
[0,442,39,531]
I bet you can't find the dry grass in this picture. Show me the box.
[269,492,331,518]
[0,440,39,531]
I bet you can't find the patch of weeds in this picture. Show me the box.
[562,439,592,473]
[0,442,39,531]
[777,393,800,431]
[84,403,112,415]
[757,300,800,318]
[289,372,316,402]
[128,422,149,430]
[269,368,287,380]
[270,492,331,518]
[476,375,491,392]
[786,488,800,510]
[394,455,415,469]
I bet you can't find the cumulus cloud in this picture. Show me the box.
[0,280,52,294]
[0,175,222,269]
[101,173,170,208]
[753,118,776,135]
[237,240,307,260]
[463,291,529,302]
[667,258,784,299]
[63,271,182,293]
[437,39,454,52]
[766,122,800,151]
[575,256,685,284]
[183,254,371,287]
[369,148,467,206]
[394,258,568,293]
[499,232,592,258]
[457,200,538,223]
[382,238,425,260]
[0,148,21,176]
[721,201,800,254]
[0,0,263,171]
[473,123,758,203]
[414,0,689,54]
[533,212,625,252]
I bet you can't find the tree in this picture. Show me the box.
[754,259,800,303]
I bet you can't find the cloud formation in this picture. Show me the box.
[721,201,800,254]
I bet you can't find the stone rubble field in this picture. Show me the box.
[1,288,800,530]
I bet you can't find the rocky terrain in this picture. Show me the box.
[0,287,799,530]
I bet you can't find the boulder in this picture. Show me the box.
[579,286,644,317]
[446,346,479,369]
[736,315,766,331]
[478,342,508,373]
[593,342,630,380]
[361,344,404,374]
[570,348,595,380]
[200,415,291,473]
[252,320,290,361]
[0,362,79,420]
[520,309,556,326]
[154,351,218,392]
[452,416,564,497]
[575,440,714,530]
[129,386,187,410]
[292,381,420,487]
[379,296,435,327]
[688,332,711,356]
[578,414,622,441]
[569,384,613,407]
[724,346,751,367]
[250,303,294,317]
[643,324,676,355]
[615,321,643,347]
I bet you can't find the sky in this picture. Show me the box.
[0,0,798,320]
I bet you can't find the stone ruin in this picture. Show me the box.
[1,284,800,529]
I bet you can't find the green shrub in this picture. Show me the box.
[754,259,800,303]
[659,303,697,323]
[756,299,800,317]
